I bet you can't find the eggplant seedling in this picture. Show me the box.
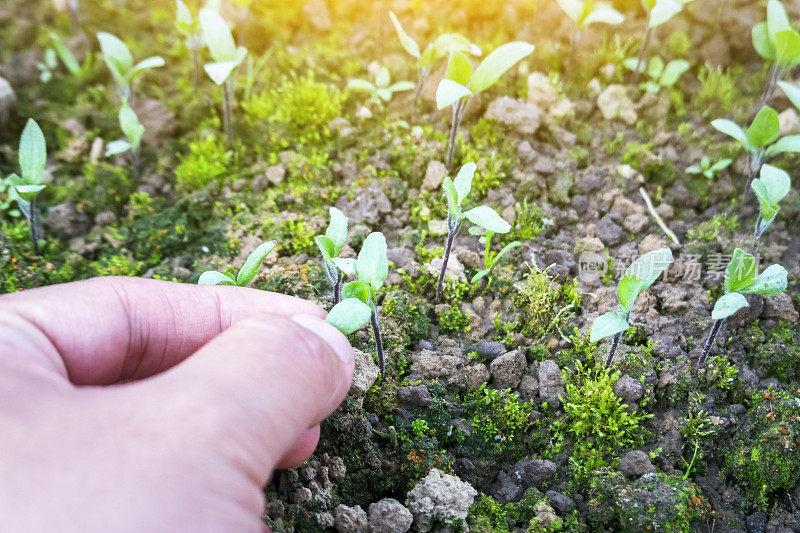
[634,0,693,82]
[750,164,791,259]
[328,232,389,374]
[752,0,800,107]
[470,228,522,284]
[436,41,534,168]
[686,155,733,180]
[175,0,203,90]
[697,248,788,370]
[347,66,415,107]
[624,55,690,93]
[711,105,800,199]
[199,7,248,146]
[6,119,48,255]
[590,248,673,368]
[388,11,481,106]
[106,100,145,176]
[556,0,623,57]
[97,31,164,102]
[316,207,348,305]
[198,240,277,287]
[436,162,512,300]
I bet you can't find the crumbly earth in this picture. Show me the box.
[2,0,800,531]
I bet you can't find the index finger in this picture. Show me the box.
[0,277,325,386]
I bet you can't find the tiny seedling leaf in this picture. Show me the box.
[347,79,375,91]
[198,270,236,285]
[753,22,776,60]
[325,298,372,335]
[236,240,277,286]
[623,247,673,288]
[659,59,690,87]
[436,79,472,110]
[775,29,800,67]
[556,0,584,22]
[468,41,534,93]
[105,139,132,156]
[119,102,144,149]
[464,206,511,233]
[590,312,630,342]
[724,248,757,294]
[316,235,335,263]
[332,257,357,277]
[712,292,749,320]
[326,207,348,253]
[388,11,421,59]
[766,134,800,156]
[711,119,748,146]
[741,264,788,296]
[648,0,683,28]
[204,61,238,85]
[453,161,476,204]
[356,232,388,292]
[131,56,166,76]
[778,80,800,109]
[445,51,473,86]
[14,184,46,202]
[746,106,780,148]
[618,274,643,314]
[442,176,460,215]
[375,67,391,88]
[19,119,46,184]
[342,281,370,304]
[97,31,133,76]
[751,164,791,221]
[584,3,625,26]
[200,8,237,63]
[767,0,792,43]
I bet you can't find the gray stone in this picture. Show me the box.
[597,85,637,125]
[422,160,447,191]
[595,215,624,246]
[46,202,90,238]
[405,469,477,532]
[538,360,565,409]
[527,72,558,109]
[518,375,539,402]
[316,511,335,529]
[409,349,465,387]
[334,504,368,533]
[613,374,644,404]
[464,364,491,390]
[474,340,505,361]
[619,450,656,479]
[368,498,412,533]
[350,348,379,398]
[0,76,15,122]
[761,293,799,322]
[545,491,575,515]
[484,96,543,136]
[489,350,527,389]
[511,459,557,490]
[397,385,431,408]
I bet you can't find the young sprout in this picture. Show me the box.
[590,248,673,368]
[97,32,165,102]
[347,66,415,107]
[752,0,800,107]
[470,228,522,284]
[750,164,791,259]
[556,0,624,57]
[388,11,481,106]
[697,248,788,370]
[634,0,693,82]
[624,56,690,93]
[175,0,203,90]
[436,162,511,301]
[436,41,534,168]
[316,207,348,305]
[328,232,389,374]
[38,32,86,82]
[198,241,277,287]
[711,105,800,199]
[6,119,48,255]
[105,100,145,176]
[685,155,733,180]
[199,8,248,146]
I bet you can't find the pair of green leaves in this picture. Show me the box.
[642,0,692,29]
[556,0,624,30]
[470,230,522,283]
[624,56,690,92]
[435,41,535,111]
[388,12,481,71]
[347,67,415,104]
[199,8,248,85]
[106,100,145,156]
[198,241,277,287]
[442,162,511,234]
[590,248,674,342]
[712,106,800,157]
[751,164,791,223]
[97,32,165,94]
[324,232,388,335]
[686,156,732,180]
[6,119,47,212]
[752,0,800,68]
[315,207,348,267]
[175,0,200,42]
[712,248,788,319]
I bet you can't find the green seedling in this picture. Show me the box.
[38,32,84,82]
[97,31,164,102]
[750,164,791,258]
[697,248,788,370]
[106,100,145,175]
[198,240,277,287]
[624,55,690,92]
[6,119,48,255]
[686,155,733,180]
[347,66,415,107]
[436,41,534,168]
[634,0,693,82]
[752,0,800,107]
[389,11,481,105]
[199,7,248,146]
[778,80,800,111]
[711,105,800,199]
[315,207,348,305]
[327,232,389,374]
[37,49,59,83]
[470,228,522,284]
[436,162,512,300]
[590,248,673,368]
[175,0,203,90]
[556,0,624,55]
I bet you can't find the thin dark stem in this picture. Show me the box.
[436,219,460,301]
[222,80,234,147]
[333,270,342,305]
[414,68,428,108]
[753,215,762,263]
[371,308,384,375]
[633,19,653,84]
[29,197,40,255]
[605,331,622,368]
[697,318,723,371]
[743,152,762,203]
[131,147,141,180]
[446,100,461,169]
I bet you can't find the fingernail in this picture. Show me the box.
[290,314,354,365]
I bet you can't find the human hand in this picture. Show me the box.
[0,277,354,533]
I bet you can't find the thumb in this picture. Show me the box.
[151,312,354,481]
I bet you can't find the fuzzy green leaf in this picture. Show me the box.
[97,32,133,79]
[342,281,370,305]
[388,11,420,59]
[747,106,780,148]
[19,119,46,184]
[556,0,583,22]
[375,67,391,88]
[332,257,357,277]
[119,101,144,149]
[767,0,791,43]
[435,79,472,110]
[464,206,511,233]
[316,235,335,263]
[648,0,683,28]
[623,248,673,288]
[741,264,788,296]
[767,134,800,156]
[468,41,534,93]
[445,51,473,86]
[236,240,277,286]
[658,59,690,87]
[590,312,629,342]
[356,232,388,292]
[198,270,236,285]
[14,184,46,202]
[131,56,165,77]
[617,274,643,314]
[453,161,476,205]
[325,207,348,253]
[347,79,375,91]
[753,22,776,61]
[200,8,237,63]
[105,139,132,156]
[584,3,624,26]
[775,29,800,67]
[442,176,460,215]
[204,61,237,85]
[778,80,800,109]
[712,292,749,320]
[325,298,372,335]
[724,248,757,294]
[752,164,791,222]
[711,119,748,146]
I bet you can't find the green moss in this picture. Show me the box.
[92,254,143,277]
[439,305,470,333]
[513,265,578,338]
[667,29,692,58]
[382,290,431,350]
[175,134,233,191]
[696,65,742,116]
[686,213,739,244]
[465,384,535,458]
[741,321,800,382]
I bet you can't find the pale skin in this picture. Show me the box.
[0,277,354,533]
